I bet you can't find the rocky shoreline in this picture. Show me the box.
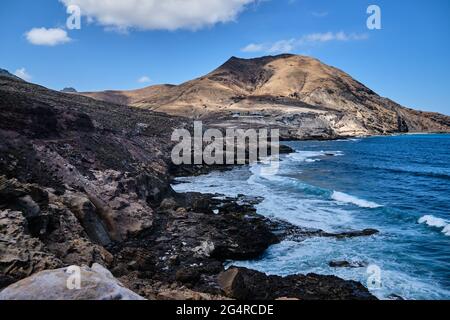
[0,174,378,300]
[0,74,378,300]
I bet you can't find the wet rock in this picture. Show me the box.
[279,144,295,154]
[0,264,145,300]
[328,229,380,239]
[329,260,368,268]
[274,221,380,242]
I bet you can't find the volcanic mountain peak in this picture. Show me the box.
[79,55,450,139]
[83,54,375,112]
[203,54,369,97]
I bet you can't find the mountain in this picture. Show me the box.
[61,87,78,93]
[81,54,450,139]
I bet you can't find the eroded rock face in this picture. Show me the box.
[62,191,111,245]
[0,177,113,284]
[88,169,155,241]
[0,264,145,300]
[0,210,62,281]
[0,76,182,288]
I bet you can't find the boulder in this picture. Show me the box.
[217,267,376,300]
[0,264,145,300]
[218,268,248,298]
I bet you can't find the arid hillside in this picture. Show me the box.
[82,54,450,139]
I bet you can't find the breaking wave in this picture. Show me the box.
[419,215,450,236]
[331,191,382,209]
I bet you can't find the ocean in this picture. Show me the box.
[172,134,450,300]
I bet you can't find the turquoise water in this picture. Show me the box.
[173,134,450,300]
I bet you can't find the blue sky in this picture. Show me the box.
[1,0,449,114]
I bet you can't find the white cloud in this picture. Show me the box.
[241,43,265,52]
[60,0,257,31]
[14,68,32,81]
[137,76,151,83]
[303,32,368,42]
[25,28,72,46]
[267,39,296,53]
[241,32,368,54]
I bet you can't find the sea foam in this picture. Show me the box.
[418,215,450,236]
[331,191,382,209]
[287,150,343,163]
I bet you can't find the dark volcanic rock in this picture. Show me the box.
[279,144,295,154]
[217,267,376,300]
[327,229,380,239]
[270,219,380,242]
[110,194,279,288]
[329,260,368,268]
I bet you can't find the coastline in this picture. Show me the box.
[172,134,450,300]
[161,142,379,300]
[0,75,378,300]
[2,73,448,300]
